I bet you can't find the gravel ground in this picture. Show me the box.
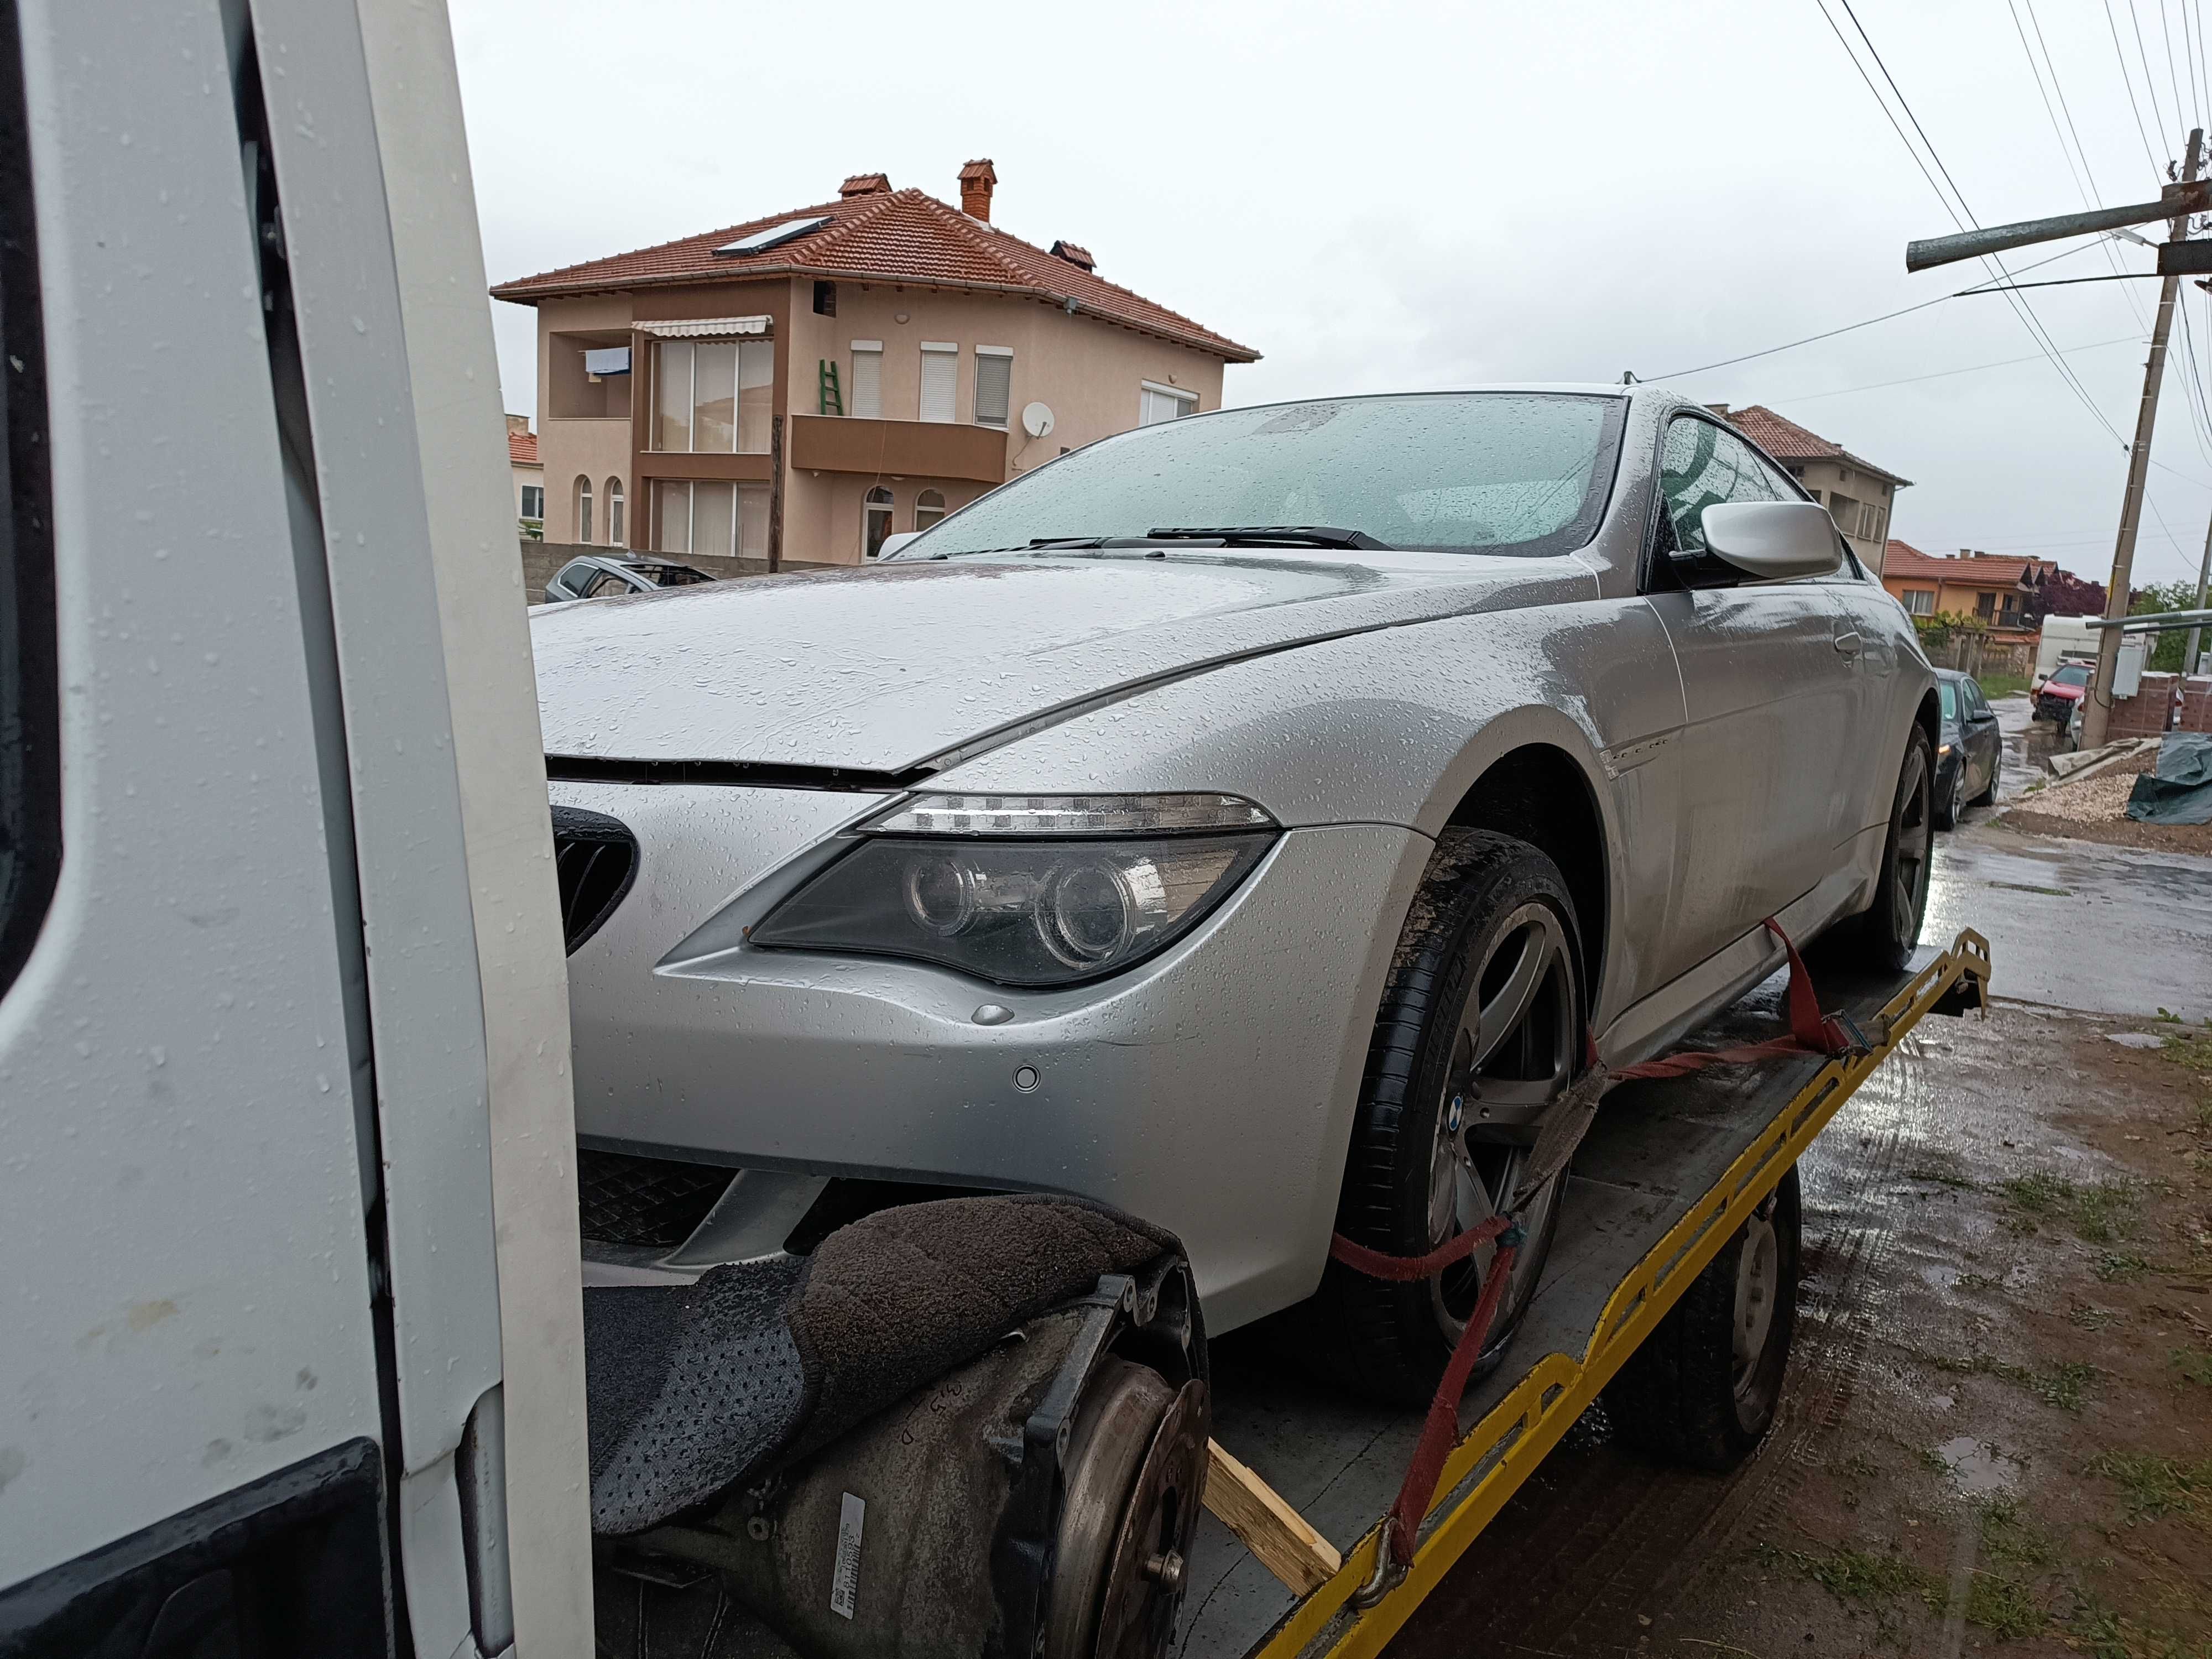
[2007,753,2212,857]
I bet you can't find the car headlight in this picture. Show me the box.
[750,794,1278,987]
[1938,742,1953,756]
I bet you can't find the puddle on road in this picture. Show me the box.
[2106,1031,2167,1049]
[1935,1435,2023,1495]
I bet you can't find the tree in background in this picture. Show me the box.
[2131,580,2199,671]
[2024,568,2106,626]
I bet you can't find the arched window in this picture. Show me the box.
[605,478,625,547]
[914,488,947,531]
[575,475,594,545]
[863,487,895,559]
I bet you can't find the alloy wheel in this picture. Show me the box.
[1426,902,1575,1344]
[1892,744,1932,942]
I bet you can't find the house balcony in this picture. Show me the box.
[788,414,1008,485]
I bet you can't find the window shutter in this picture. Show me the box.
[973,349,1012,428]
[919,345,957,423]
[850,343,882,419]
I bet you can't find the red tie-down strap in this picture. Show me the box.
[1328,918,1856,1579]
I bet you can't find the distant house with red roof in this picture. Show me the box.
[1879,541,2056,641]
[1707,405,1912,576]
[491,161,1258,563]
[507,415,544,538]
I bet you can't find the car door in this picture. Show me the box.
[1642,414,1861,980]
[1961,676,2001,796]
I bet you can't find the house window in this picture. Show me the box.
[920,343,958,423]
[606,478,625,547]
[850,341,882,419]
[1976,591,1996,620]
[813,280,837,317]
[1902,588,1934,615]
[974,347,1013,429]
[864,486,895,557]
[519,484,544,521]
[914,488,947,531]
[653,337,774,453]
[575,474,593,544]
[1139,381,1197,425]
[1827,491,1860,538]
[653,479,768,559]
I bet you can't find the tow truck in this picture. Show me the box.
[0,4,1991,1655]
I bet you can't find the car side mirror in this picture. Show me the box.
[1697,502,1844,581]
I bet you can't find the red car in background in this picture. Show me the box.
[2035,661,2091,723]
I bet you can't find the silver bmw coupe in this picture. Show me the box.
[534,387,1935,1397]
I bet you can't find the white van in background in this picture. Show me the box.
[2033,614,2101,690]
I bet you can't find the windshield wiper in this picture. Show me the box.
[1145,525,1389,550]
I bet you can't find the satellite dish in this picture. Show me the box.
[1021,401,1056,439]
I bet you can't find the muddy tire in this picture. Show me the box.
[1302,830,1580,1406]
[1828,726,1933,973]
[1606,1167,1799,1471]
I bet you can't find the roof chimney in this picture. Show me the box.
[1049,239,1095,272]
[505,413,531,437]
[839,172,891,197]
[958,159,997,222]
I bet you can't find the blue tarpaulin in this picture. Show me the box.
[2126,733,2212,825]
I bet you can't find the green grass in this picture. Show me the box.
[2086,1451,2212,1525]
[1998,1171,2141,1244]
[2175,1348,2212,1387]
[1965,1572,2045,1641]
[2095,1251,2152,1282]
[1978,672,2031,700]
[1933,1352,2100,1413]
[1978,1497,2056,1570]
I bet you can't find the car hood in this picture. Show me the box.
[530,551,1592,771]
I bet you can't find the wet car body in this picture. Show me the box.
[533,387,1937,1332]
[1933,669,2001,826]
[2035,662,2090,723]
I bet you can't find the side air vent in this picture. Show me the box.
[551,805,638,954]
[577,1149,734,1249]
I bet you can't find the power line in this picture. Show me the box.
[1761,335,2144,404]
[1646,241,2117,382]
[2127,0,2175,149]
[2158,0,2191,136]
[2106,0,2169,176]
[1822,0,2128,444]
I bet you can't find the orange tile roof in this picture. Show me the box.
[508,427,539,466]
[1715,404,1911,486]
[1882,540,2048,587]
[489,185,1258,363]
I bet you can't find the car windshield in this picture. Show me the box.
[1939,682,1959,719]
[891,392,1627,558]
[2049,664,2090,687]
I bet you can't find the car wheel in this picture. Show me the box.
[1306,829,1581,1406]
[1933,757,1961,831]
[1606,1167,1800,1470]
[1828,725,1933,973]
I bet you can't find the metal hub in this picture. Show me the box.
[1732,1195,1780,1399]
[1427,901,1575,1343]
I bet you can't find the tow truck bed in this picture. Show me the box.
[1182,931,1991,1659]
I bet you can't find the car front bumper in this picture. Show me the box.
[552,780,1425,1332]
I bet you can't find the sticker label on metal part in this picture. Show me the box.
[831,1492,864,1619]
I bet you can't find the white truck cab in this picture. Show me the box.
[0,2,592,1652]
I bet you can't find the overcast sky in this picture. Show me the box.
[452,0,2212,588]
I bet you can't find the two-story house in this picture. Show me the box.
[1708,405,1912,576]
[507,414,544,538]
[489,163,1258,566]
[1880,542,2054,640]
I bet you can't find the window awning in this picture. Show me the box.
[634,316,772,338]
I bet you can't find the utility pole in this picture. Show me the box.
[2083,127,2204,748]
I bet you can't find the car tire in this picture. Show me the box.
[1828,725,1934,974]
[1304,829,1582,1407]
[1934,757,1962,831]
[1606,1167,1800,1471]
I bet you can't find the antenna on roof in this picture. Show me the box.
[1620,371,1637,385]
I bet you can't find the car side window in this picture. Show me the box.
[1660,418,1784,557]
[582,571,631,598]
[554,559,591,593]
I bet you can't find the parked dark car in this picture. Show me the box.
[1933,669,2001,828]
[2034,661,2090,723]
[542,555,717,604]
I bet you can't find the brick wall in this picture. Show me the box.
[2107,672,2212,736]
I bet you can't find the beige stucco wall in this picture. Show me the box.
[534,293,636,544]
[1794,456,1899,574]
[524,274,1236,562]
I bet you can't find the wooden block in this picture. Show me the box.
[1201,1438,1343,1597]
